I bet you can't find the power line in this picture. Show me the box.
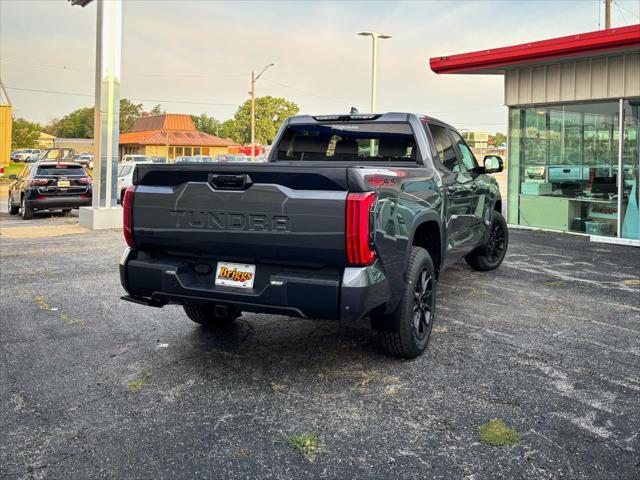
[5,86,239,107]
[614,1,639,24]
[261,77,352,105]
[0,58,248,79]
[614,1,640,19]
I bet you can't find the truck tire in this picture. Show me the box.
[20,196,34,220]
[465,211,508,271]
[378,246,436,359]
[8,196,19,215]
[183,304,241,327]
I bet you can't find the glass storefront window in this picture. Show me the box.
[621,99,640,240]
[511,100,623,237]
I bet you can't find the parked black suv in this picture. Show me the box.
[8,162,92,219]
[120,113,508,358]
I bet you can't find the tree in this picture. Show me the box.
[149,104,164,116]
[12,118,42,149]
[218,119,239,142]
[46,107,93,138]
[232,96,299,145]
[119,99,144,133]
[493,132,507,147]
[192,113,220,136]
[44,98,146,139]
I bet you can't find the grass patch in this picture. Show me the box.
[59,313,84,327]
[33,295,50,310]
[271,382,287,394]
[128,372,152,392]
[3,162,25,178]
[622,279,640,286]
[543,280,566,288]
[285,433,319,460]
[479,418,522,446]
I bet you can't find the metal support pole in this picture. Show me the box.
[370,35,378,113]
[617,98,624,238]
[251,71,255,160]
[605,0,612,29]
[92,0,121,209]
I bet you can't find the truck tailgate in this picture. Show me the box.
[132,165,350,267]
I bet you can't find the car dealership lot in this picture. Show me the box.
[1,213,639,479]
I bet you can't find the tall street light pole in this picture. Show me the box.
[251,63,274,160]
[357,31,391,113]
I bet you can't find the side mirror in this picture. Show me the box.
[484,155,503,174]
[8,174,17,180]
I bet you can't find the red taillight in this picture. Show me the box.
[29,178,49,186]
[78,177,92,185]
[123,186,136,248]
[346,192,376,266]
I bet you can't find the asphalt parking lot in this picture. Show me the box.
[1,210,639,479]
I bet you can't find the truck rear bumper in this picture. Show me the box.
[120,248,390,321]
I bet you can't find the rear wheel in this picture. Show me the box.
[8,195,19,215]
[465,211,508,271]
[378,247,436,359]
[183,304,241,327]
[20,196,34,220]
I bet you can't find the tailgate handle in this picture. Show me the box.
[210,174,252,190]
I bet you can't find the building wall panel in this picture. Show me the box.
[590,57,607,99]
[624,53,640,97]
[518,68,532,104]
[546,64,561,102]
[574,60,591,99]
[607,55,625,97]
[531,66,547,103]
[504,53,639,106]
[559,62,576,101]
[505,70,519,105]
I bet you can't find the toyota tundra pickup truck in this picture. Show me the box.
[120,113,508,358]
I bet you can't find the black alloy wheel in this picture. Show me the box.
[413,267,435,340]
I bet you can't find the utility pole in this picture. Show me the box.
[605,0,612,29]
[250,63,274,160]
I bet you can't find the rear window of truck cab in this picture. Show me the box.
[276,122,417,162]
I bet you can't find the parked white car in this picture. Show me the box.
[117,162,155,203]
[13,149,42,162]
[121,154,148,164]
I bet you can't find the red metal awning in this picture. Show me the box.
[430,24,640,74]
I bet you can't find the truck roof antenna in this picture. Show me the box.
[350,106,359,114]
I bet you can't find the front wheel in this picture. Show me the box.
[465,211,508,271]
[183,304,241,327]
[378,246,437,359]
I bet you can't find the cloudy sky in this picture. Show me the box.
[1,0,639,133]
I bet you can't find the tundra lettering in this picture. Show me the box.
[169,210,290,232]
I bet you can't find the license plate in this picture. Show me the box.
[214,262,256,289]
[57,180,70,187]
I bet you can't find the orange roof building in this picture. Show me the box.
[119,113,236,160]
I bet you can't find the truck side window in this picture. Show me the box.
[449,130,479,171]
[427,124,460,172]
